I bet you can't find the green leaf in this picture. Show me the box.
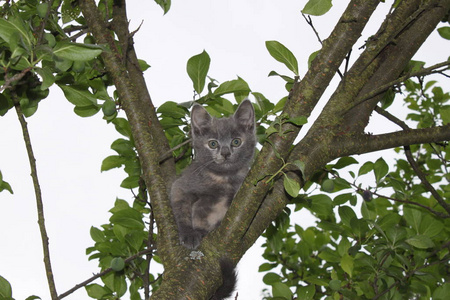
[213,77,251,97]
[111,139,135,157]
[437,26,450,40]
[54,42,103,61]
[283,174,300,197]
[292,160,305,174]
[120,175,140,189]
[59,84,97,106]
[318,248,340,262]
[307,50,320,68]
[339,206,357,228]
[186,50,210,94]
[374,157,389,184]
[111,257,125,272]
[85,284,110,299]
[328,279,341,291]
[440,106,450,125]
[419,215,444,238]
[0,17,33,49]
[309,194,333,217]
[101,155,126,172]
[433,283,450,300]
[36,3,48,18]
[333,193,354,205]
[110,208,144,230]
[351,218,369,240]
[154,0,171,14]
[126,231,145,251]
[138,59,151,71]
[0,171,13,194]
[112,118,132,138]
[403,206,422,233]
[157,101,188,119]
[0,275,12,298]
[268,70,294,83]
[332,157,358,169]
[272,282,293,299]
[285,116,308,126]
[0,18,18,44]
[358,161,374,176]
[263,272,281,285]
[258,263,277,272]
[90,226,106,243]
[74,105,100,117]
[341,254,354,277]
[265,40,299,75]
[298,285,315,299]
[34,67,55,90]
[406,234,435,249]
[302,0,332,16]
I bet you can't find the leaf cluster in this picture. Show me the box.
[258,80,450,299]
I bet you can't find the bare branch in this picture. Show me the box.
[158,138,191,163]
[301,13,323,45]
[58,248,154,299]
[13,94,58,299]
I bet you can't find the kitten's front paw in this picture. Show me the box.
[179,230,203,249]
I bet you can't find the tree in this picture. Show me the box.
[0,0,449,299]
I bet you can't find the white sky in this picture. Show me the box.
[0,0,448,299]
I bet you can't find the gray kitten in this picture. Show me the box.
[170,99,256,299]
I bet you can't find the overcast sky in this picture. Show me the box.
[0,1,448,299]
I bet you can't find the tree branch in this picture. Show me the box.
[13,96,58,300]
[404,146,450,214]
[354,60,450,107]
[375,106,450,215]
[339,124,450,157]
[58,248,153,299]
[214,0,382,254]
[78,0,179,265]
[0,67,32,93]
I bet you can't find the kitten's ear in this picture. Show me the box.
[234,99,255,132]
[191,104,212,136]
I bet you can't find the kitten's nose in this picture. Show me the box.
[221,146,231,159]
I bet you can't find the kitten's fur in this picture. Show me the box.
[170,99,256,299]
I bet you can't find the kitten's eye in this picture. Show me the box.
[208,140,219,149]
[231,138,242,147]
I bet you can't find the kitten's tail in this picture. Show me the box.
[210,258,237,300]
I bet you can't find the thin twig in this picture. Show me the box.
[158,138,192,163]
[58,248,153,299]
[301,13,323,45]
[375,106,450,215]
[0,67,32,93]
[301,13,345,78]
[404,146,450,215]
[14,96,58,299]
[36,0,55,46]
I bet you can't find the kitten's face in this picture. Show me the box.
[191,100,256,172]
